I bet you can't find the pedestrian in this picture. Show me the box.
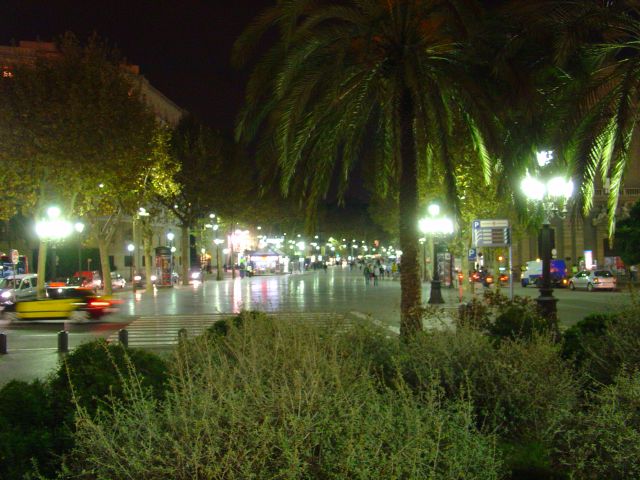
[371,264,378,286]
[323,262,328,273]
[363,264,370,285]
[631,264,638,282]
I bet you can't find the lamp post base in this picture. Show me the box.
[428,279,445,304]
[536,288,559,334]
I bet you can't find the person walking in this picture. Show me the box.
[363,264,370,285]
[371,264,378,286]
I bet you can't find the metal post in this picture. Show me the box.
[537,223,559,334]
[131,253,136,294]
[0,332,7,354]
[118,328,128,347]
[58,330,69,353]
[428,239,445,304]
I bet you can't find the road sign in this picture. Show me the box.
[472,219,511,247]
[10,249,19,264]
[468,248,477,260]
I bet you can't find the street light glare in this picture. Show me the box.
[127,243,135,252]
[74,222,85,233]
[521,175,546,201]
[47,206,61,219]
[427,203,440,217]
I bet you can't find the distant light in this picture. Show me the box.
[74,222,85,233]
[209,213,215,219]
[98,183,104,188]
[127,244,135,252]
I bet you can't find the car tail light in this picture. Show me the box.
[562,279,568,284]
[593,278,599,284]
[89,300,110,307]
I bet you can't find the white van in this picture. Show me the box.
[0,274,38,303]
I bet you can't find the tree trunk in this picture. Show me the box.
[98,236,112,296]
[181,224,190,286]
[398,84,422,338]
[143,228,154,292]
[36,240,47,299]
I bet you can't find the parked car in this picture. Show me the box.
[73,271,102,291]
[0,273,38,304]
[569,270,617,291]
[110,272,126,289]
[2,286,119,322]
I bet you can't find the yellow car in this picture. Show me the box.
[2,287,115,322]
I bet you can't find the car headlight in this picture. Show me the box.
[1,291,11,299]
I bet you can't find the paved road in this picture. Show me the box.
[0,267,634,385]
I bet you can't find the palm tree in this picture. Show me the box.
[534,0,640,236]
[234,0,499,337]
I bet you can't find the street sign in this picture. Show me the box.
[10,249,19,264]
[468,248,477,260]
[472,219,511,247]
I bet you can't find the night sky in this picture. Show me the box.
[1,0,272,133]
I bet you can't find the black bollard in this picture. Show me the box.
[0,332,6,354]
[58,330,69,353]
[118,329,128,348]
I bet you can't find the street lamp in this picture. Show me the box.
[167,231,175,282]
[127,243,135,293]
[35,206,74,293]
[419,203,454,304]
[521,151,573,330]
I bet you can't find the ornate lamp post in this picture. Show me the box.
[419,204,454,305]
[521,150,573,331]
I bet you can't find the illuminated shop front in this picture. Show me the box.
[246,247,289,275]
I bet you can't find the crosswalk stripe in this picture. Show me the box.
[107,312,350,347]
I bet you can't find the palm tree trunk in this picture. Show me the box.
[398,84,422,337]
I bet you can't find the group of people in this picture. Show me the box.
[361,259,399,285]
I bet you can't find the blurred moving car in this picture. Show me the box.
[568,270,616,291]
[0,273,38,304]
[110,272,126,289]
[2,286,119,322]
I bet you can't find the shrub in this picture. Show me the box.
[49,339,169,418]
[402,329,577,444]
[489,305,549,342]
[65,319,502,479]
[562,309,640,387]
[555,371,640,478]
[458,291,550,342]
[0,380,60,479]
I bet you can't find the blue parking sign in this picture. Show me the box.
[468,248,476,260]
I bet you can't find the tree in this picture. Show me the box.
[0,33,171,296]
[162,116,249,285]
[518,0,640,237]
[234,1,500,336]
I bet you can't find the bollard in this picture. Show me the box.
[118,329,129,348]
[58,330,69,353]
[0,332,6,354]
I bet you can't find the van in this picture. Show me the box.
[521,260,568,287]
[0,273,38,303]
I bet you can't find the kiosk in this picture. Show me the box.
[155,246,173,287]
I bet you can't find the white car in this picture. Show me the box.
[569,270,616,291]
[110,273,126,289]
